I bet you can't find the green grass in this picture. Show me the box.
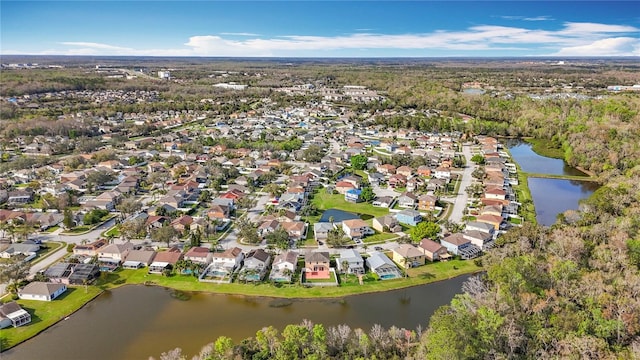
[103,225,121,238]
[524,138,565,159]
[63,225,92,234]
[312,188,390,217]
[362,231,397,244]
[30,241,64,265]
[1,286,103,350]
[43,225,60,233]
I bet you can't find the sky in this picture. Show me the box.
[1,1,639,57]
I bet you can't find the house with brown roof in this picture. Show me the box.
[280,221,307,241]
[122,249,156,269]
[418,194,438,211]
[73,238,108,256]
[148,247,183,274]
[335,181,356,194]
[418,239,450,262]
[342,219,374,240]
[392,244,426,269]
[372,215,402,233]
[170,215,193,234]
[184,246,212,265]
[305,251,331,280]
[396,166,413,177]
[389,174,407,188]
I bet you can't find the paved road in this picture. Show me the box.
[448,145,475,223]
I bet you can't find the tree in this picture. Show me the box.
[86,169,115,191]
[266,227,291,251]
[120,218,146,240]
[63,208,74,229]
[0,257,30,293]
[116,198,142,219]
[471,154,486,164]
[327,227,349,247]
[83,209,109,225]
[264,183,284,198]
[151,225,177,248]
[360,186,375,202]
[350,154,368,170]
[410,221,441,242]
[302,145,325,163]
[237,218,260,244]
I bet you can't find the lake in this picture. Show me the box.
[508,140,598,226]
[507,140,587,177]
[4,275,472,360]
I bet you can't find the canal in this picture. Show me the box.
[507,140,599,226]
[4,275,472,360]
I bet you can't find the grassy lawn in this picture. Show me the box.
[103,225,121,238]
[2,286,103,350]
[92,257,481,299]
[43,225,60,233]
[30,241,65,265]
[63,225,92,234]
[362,231,397,244]
[312,188,390,218]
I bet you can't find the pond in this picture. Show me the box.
[528,178,599,226]
[4,275,472,360]
[508,140,599,226]
[507,140,587,176]
[319,208,360,223]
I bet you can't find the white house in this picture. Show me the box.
[18,282,67,301]
[342,219,374,240]
[269,250,299,282]
[336,249,365,274]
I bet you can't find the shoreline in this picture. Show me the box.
[1,263,481,352]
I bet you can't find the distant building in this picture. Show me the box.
[158,71,171,80]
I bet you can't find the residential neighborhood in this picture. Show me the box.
[0,77,528,334]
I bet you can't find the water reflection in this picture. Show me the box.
[5,275,470,360]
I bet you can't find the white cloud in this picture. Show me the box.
[554,37,640,56]
[501,15,554,21]
[219,32,260,36]
[9,22,639,57]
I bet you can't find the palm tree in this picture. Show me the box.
[341,259,350,281]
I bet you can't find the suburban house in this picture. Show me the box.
[366,251,402,280]
[368,172,385,185]
[441,233,470,255]
[241,249,272,281]
[335,181,356,194]
[392,244,426,269]
[388,174,407,188]
[0,302,31,329]
[395,209,422,226]
[170,215,193,234]
[207,204,231,220]
[484,188,507,200]
[345,188,361,203]
[211,247,244,273]
[466,221,496,235]
[305,251,331,280]
[45,263,101,285]
[418,238,450,262]
[372,215,402,233]
[434,167,451,179]
[270,250,299,283]
[372,196,394,208]
[397,192,418,208]
[258,219,280,238]
[441,233,482,259]
[148,247,183,274]
[73,239,108,256]
[336,249,365,274]
[342,219,374,240]
[313,222,334,242]
[396,166,413,177]
[122,249,156,269]
[476,214,503,230]
[418,194,438,211]
[183,246,213,265]
[98,242,134,262]
[0,242,40,260]
[18,282,67,301]
[281,221,307,241]
[463,230,495,250]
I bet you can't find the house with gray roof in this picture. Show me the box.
[0,302,31,329]
[18,282,67,301]
[336,249,364,274]
[366,251,402,280]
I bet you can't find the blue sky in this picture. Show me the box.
[1,1,639,57]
